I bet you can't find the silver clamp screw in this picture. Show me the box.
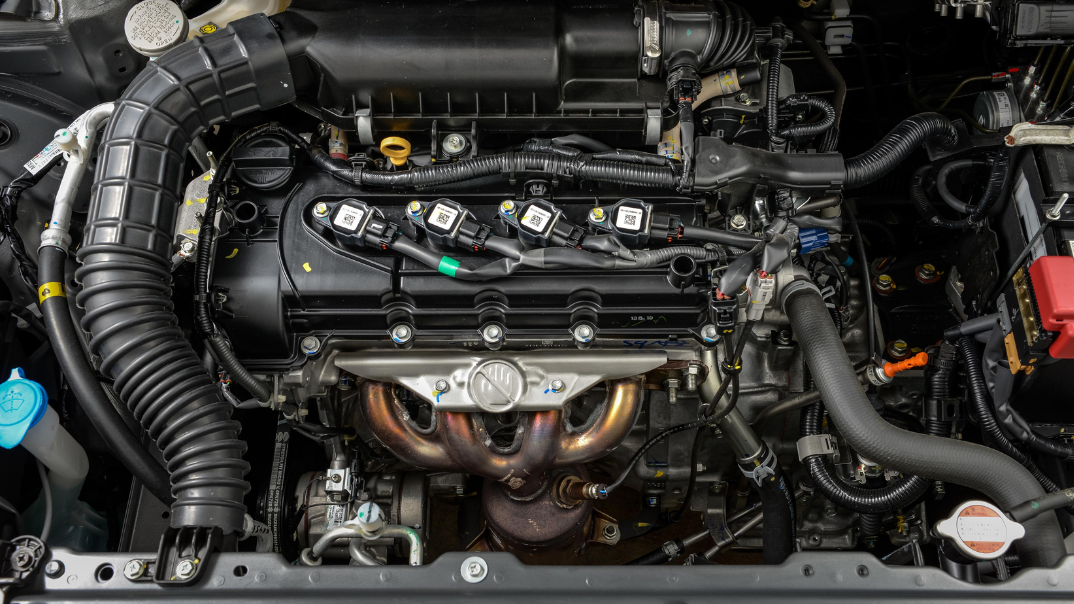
[300,336,321,355]
[461,556,488,583]
[572,322,595,346]
[700,324,720,344]
[174,559,197,580]
[406,200,424,218]
[434,379,450,393]
[390,324,413,345]
[549,378,565,393]
[313,202,329,217]
[499,200,517,217]
[481,323,504,350]
[123,559,146,580]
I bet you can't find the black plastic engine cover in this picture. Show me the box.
[211,169,709,365]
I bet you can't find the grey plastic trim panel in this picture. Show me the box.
[14,550,1074,602]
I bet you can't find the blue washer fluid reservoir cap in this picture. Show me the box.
[0,368,48,449]
[798,228,830,255]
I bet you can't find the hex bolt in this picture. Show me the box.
[729,214,748,230]
[300,336,321,355]
[434,379,450,393]
[122,559,145,580]
[589,207,606,223]
[664,378,681,404]
[685,365,700,392]
[573,323,594,344]
[549,378,566,393]
[461,556,488,583]
[875,274,894,292]
[179,240,196,255]
[602,524,618,540]
[175,559,197,580]
[442,134,468,156]
[700,324,720,343]
[481,324,504,345]
[915,263,937,282]
[888,339,909,358]
[313,202,330,217]
[775,329,792,346]
[406,201,424,217]
[44,560,65,578]
[499,200,517,217]
[390,324,413,344]
[736,92,751,104]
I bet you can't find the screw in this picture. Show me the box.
[573,323,594,343]
[434,379,449,393]
[915,263,937,282]
[390,324,413,344]
[500,200,517,216]
[179,240,196,255]
[664,378,681,404]
[1046,193,1070,221]
[729,214,747,230]
[175,559,197,580]
[775,329,792,346]
[708,154,719,164]
[602,524,618,539]
[330,473,342,483]
[700,324,719,343]
[300,336,321,355]
[467,562,483,577]
[685,365,699,392]
[589,207,606,223]
[123,559,144,580]
[736,92,750,104]
[461,557,487,583]
[406,201,424,217]
[888,339,909,358]
[443,134,468,155]
[44,559,64,578]
[314,202,329,217]
[549,378,566,393]
[875,274,894,291]
[12,549,33,571]
[481,324,503,344]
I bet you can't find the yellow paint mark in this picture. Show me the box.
[202,174,212,182]
[183,229,198,235]
[196,197,207,204]
[302,262,312,272]
[225,248,238,259]
[654,470,664,478]
[185,199,193,206]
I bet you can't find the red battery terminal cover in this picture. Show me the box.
[1028,256,1074,359]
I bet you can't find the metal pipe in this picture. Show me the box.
[348,540,383,566]
[699,348,764,461]
[704,511,765,559]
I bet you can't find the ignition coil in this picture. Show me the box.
[587,199,681,246]
[404,198,492,251]
[500,199,585,248]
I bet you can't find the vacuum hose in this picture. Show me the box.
[75,15,295,533]
[782,280,1065,568]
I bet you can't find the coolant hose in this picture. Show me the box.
[37,246,174,505]
[782,281,1065,568]
[844,113,958,189]
[800,402,929,513]
[75,15,295,532]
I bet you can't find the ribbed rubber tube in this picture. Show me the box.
[778,94,836,140]
[311,148,678,190]
[37,246,174,505]
[74,15,295,532]
[766,43,784,148]
[783,283,1064,568]
[844,113,958,189]
[801,402,929,513]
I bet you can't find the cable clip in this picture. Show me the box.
[796,433,840,462]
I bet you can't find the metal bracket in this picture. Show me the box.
[1005,122,1074,147]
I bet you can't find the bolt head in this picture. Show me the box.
[45,560,65,578]
[461,556,488,583]
[500,200,516,216]
[589,207,606,223]
[123,560,144,580]
[314,202,329,217]
[443,134,467,154]
[434,379,449,393]
[406,201,424,217]
[573,323,594,342]
[482,324,503,343]
[876,274,894,290]
[730,214,747,230]
[889,339,909,357]
[179,240,196,253]
[602,524,618,539]
[300,336,321,354]
[175,559,196,579]
[701,324,719,343]
[737,92,751,103]
[391,324,413,343]
[549,378,565,393]
[916,263,937,281]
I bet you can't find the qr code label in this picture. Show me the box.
[521,205,553,233]
[427,203,460,231]
[615,206,645,231]
[332,205,366,232]
[326,504,347,529]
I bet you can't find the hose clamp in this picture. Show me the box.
[739,446,777,486]
[779,279,821,313]
[796,433,839,462]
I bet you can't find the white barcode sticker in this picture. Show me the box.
[520,205,553,233]
[326,504,347,529]
[23,141,63,176]
[427,203,460,231]
[615,206,645,231]
[333,205,366,231]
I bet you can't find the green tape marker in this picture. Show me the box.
[437,256,460,277]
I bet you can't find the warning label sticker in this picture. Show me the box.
[956,504,1007,554]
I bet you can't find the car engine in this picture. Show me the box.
[2,0,1074,599]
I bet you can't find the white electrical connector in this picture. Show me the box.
[746,271,776,321]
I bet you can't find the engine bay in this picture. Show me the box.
[2,0,1074,599]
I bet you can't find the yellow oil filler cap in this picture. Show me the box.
[380,137,411,167]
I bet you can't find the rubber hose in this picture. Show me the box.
[1010,487,1074,523]
[681,224,763,247]
[37,246,174,505]
[778,94,836,139]
[844,113,958,189]
[698,1,755,73]
[911,165,972,229]
[859,512,883,537]
[790,22,844,132]
[967,144,1016,223]
[756,460,795,564]
[935,160,987,213]
[75,15,294,532]
[783,283,1064,567]
[958,337,1063,492]
[800,402,929,513]
[627,541,682,565]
